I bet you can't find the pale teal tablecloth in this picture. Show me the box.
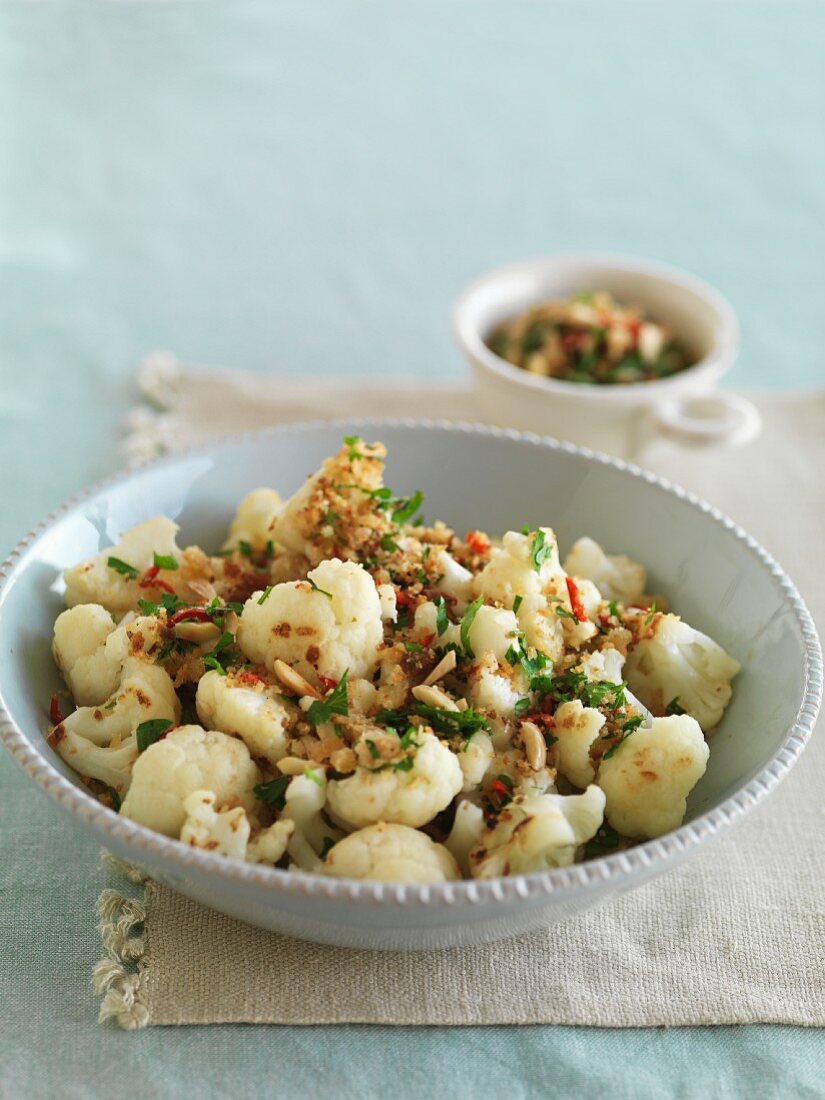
[1,2,824,1096]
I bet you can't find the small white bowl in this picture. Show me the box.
[453,253,761,459]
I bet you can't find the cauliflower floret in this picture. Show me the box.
[270,439,389,564]
[52,604,119,705]
[458,730,495,792]
[196,669,294,767]
[326,729,462,830]
[412,601,461,649]
[467,605,519,663]
[53,606,166,706]
[246,819,295,864]
[598,715,709,838]
[474,528,565,661]
[180,790,251,860]
[51,727,140,795]
[324,822,460,883]
[236,558,383,685]
[468,655,522,720]
[223,488,283,552]
[120,725,261,837]
[276,767,342,872]
[578,647,626,685]
[624,614,740,731]
[64,516,181,615]
[563,537,647,604]
[377,583,397,622]
[558,577,601,649]
[434,550,474,613]
[59,658,180,748]
[553,700,606,789]
[445,799,486,877]
[469,786,606,879]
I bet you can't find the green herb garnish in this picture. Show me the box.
[666,697,686,716]
[413,702,489,740]
[107,556,138,580]
[135,718,174,753]
[152,551,178,570]
[460,596,483,657]
[391,490,425,525]
[257,586,273,605]
[304,767,324,787]
[202,631,235,676]
[435,597,449,637]
[343,435,363,461]
[584,822,621,858]
[254,775,290,810]
[530,529,554,573]
[513,595,523,614]
[305,671,349,726]
[308,579,333,599]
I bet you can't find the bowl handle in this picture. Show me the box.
[652,392,762,448]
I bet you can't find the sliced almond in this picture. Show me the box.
[520,719,547,772]
[273,659,322,700]
[422,648,457,686]
[277,756,311,776]
[411,684,459,711]
[186,578,218,603]
[173,620,222,644]
[455,698,469,712]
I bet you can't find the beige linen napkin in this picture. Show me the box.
[96,370,824,1029]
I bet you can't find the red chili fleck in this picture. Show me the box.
[318,675,338,693]
[167,607,213,627]
[138,565,160,587]
[419,632,435,648]
[395,588,417,608]
[237,671,268,687]
[565,577,589,623]
[627,319,641,340]
[490,779,511,800]
[465,530,490,556]
[49,694,64,726]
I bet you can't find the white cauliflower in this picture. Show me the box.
[377,583,397,622]
[51,727,140,795]
[180,790,295,864]
[412,601,461,649]
[237,558,383,685]
[324,822,460,883]
[445,799,486,877]
[578,647,626,685]
[469,786,606,879]
[52,604,119,705]
[223,488,283,552]
[64,516,181,615]
[467,655,523,749]
[563,536,647,604]
[553,700,605,789]
[467,605,519,664]
[558,577,601,649]
[624,614,740,731]
[196,669,294,767]
[58,658,180,748]
[434,550,474,613]
[278,767,341,872]
[246,819,295,865]
[52,606,166,706]
[458,730,495,792]
[120,725,261,837]
[473,528,565,660]
[180,790,250,860]
[598,714,709,838]
[326,729,462,830]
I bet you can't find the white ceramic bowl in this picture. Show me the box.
[0,421,819,949]
[453,253,762,459]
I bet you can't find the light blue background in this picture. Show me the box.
[1,2,823,1097]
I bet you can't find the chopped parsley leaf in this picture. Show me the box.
[666,697,686,716]
[343,434,363,461]
[238,540,252,556]
[308,578,333,599]
[380,533,399,554]
[107,556,138,580]
[413,702,489,740]
[202,631,235,676]
[135,718,174,753]
[319,836,336,858]
[152,551,178,571]
[391,490,425,525]
[305,671,349,726]
[366,739,381,760]
[513,595,523,614]
[530,529,554,572]
[459,596,483,657]
[404,641,424,653]
[435,596,449,637]
[584,821,621,858]
[257,586,273,605]
[644,602,657,626]
[607,599,620,619]
[253,775,290,810]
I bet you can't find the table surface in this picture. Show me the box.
[2,2,824,1097]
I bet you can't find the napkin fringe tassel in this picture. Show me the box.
[93,853,151,1029]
